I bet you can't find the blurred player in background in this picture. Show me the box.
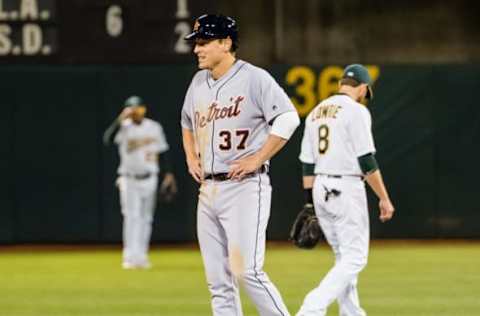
[103,96,177,269]
[296,64,395,315]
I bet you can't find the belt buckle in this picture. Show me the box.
[328,175,342,179]
[206,165,266,182]
[205,173,229,181]
[134,173,151,180]
[214,173,229,181]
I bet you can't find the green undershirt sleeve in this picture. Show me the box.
[358,153,379,175]
[302,163,315,176]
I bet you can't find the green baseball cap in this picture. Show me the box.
[342,64,373,99]
[124,95,145,108]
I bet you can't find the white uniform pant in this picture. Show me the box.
[297,176,369,316]
[118,175,158,265]
[197,174,290,316]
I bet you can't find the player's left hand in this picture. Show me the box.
[159,172,177,202]
[228,154,263,180]
[379,199,395,222]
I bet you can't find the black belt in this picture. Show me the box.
[317,173,364,180]
[205,165,267,181]
[122,173,153,180]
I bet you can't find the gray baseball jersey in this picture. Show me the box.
[181,59,296,174]
[181,59,294,316]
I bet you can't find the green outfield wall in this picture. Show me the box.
[1,64,479,243]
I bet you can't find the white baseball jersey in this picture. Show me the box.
[296,94,375,316]
[299,94,376,176]
[115,118,169,175]
[181,59,296,174]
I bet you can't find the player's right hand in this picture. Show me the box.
[379,199,395,222]
[118,107,133,121]
[187,156,203,183]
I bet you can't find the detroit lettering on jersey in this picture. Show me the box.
[181,60,296,174]
[195,96,244,129]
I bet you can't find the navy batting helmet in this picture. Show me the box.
[184,14,238,50]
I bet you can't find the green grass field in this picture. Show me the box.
[1,241,479,316]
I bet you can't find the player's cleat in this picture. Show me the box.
[122,261,137,270]
[122,260,152,270]
[136,261,152,270]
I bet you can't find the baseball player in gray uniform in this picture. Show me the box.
[296,64,395,316]
[104,96,177,269]
[181,14,300,316]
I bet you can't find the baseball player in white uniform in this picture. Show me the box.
[297,64,395,316]
[103,96,177,269]
[181,14,300,316]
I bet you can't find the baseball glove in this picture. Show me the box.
[289,203,322,249]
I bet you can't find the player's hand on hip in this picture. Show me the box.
[379,199,395,222]
[187,156,203,183]
[228,154,262,180]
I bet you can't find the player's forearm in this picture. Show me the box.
[255,134,288,165]
[182,127,203,182]
[159,151,173,173]
[365,169,391,201]
[182,128,198,161]
[254,112,300,164]
[302,162,315,189]
[102,118,121,146]
[302,164,315,204]
[303,176,314,189]
[302,175,315,205]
